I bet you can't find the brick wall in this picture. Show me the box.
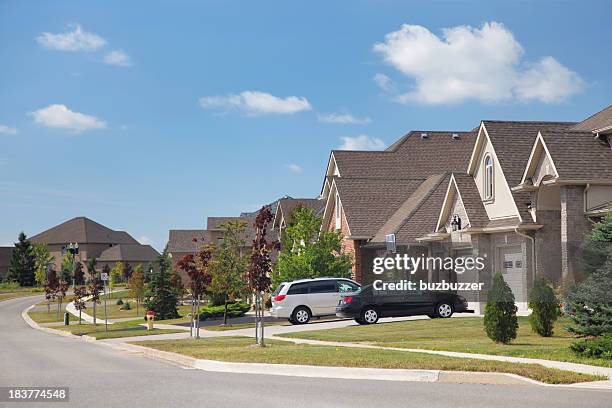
[535,210,562,283]
[560,186,591,280]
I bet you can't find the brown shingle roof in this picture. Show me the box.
[482,121,575,186]
[97,244,160,263]
[335,178,426,238]
[167,230,212,253]
[277,198,325,224]
[540,130,612,180]
[29,217,139,245]
[452,173,490,228]
[333,131,477,180]
[571,105,612,133]
[372,174,448,242]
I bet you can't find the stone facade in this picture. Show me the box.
[560,186,591,280]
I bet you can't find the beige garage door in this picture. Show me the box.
[499,245,527,313]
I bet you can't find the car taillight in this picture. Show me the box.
[273,295,286,302]
[342,296,353,304]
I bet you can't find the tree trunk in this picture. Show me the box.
[79,309,82,325]
[223,298,228,326]
[196,296,201,339]
[47,299,50,314]
[136,299,139,317]
[57,298,62,321]
[93,302,97,325]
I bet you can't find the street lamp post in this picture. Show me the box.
[67,243,79,289]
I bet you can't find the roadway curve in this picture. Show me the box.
[1,296,610,408]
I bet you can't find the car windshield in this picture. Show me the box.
[272,284,285,296]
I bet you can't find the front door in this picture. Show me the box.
[499,246,527,313]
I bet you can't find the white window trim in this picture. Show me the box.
[484,154,494,201]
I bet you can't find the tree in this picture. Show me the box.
[123,263,133,282]
[60,252,73,283]
[56,278,69,320]
[580,210,612,279]
[484,272,518,344]
[128,265,145,316]
[73,286,88,324]
[110,262,124,290]
[274,206,353,286]
[6,232,36,286]
[44,268,59,314]
[32,243,54,287]
[86,258,102,325]
[145,251,179,320]
[170,269,186,299]
[74,262,84,285]
[528,276,559,337]
[566,262,612,337]
[209,221,249,325]
[247,206,278,346]
[177,248,212,338]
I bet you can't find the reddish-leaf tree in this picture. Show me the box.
[57,278,69,320]
[178,247,212,338]
[247,206,278,346]
[87,258,102,325]
[73,286,88,324]
[44,268,59,314]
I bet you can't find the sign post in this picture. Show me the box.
[101,272,109,332]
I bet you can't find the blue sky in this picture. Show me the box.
[1,0,610,250]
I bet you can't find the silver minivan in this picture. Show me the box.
[270,278,361,324]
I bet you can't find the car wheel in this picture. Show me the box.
[355,317,365,325]
[291,306,311,324]
[437,302,454,318]
[360,307,379,324]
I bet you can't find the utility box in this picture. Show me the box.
[64,312,70,326]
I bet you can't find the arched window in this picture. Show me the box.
[484,155,494,200]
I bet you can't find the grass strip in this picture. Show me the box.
[132,336,604,384]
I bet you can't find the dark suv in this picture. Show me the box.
[336,284,473,324]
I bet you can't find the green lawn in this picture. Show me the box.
[0,287,44,302]
[28,309,67,324]
[278,316,612,368]
[55,319,184,340]
[92,302,192,320]
[132,336,603,384]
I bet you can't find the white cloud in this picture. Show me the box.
[373,73,394,91]
[36,24,107,52]
[373,22,584,104]
[0,124,18,135]
[286,164,303,174]
[318,113,372,124]
[103,49,132,66]
[29,104,107,133]
[199,91,312,115]
[339,135,386,151]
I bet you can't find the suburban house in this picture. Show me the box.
[0,246,13,280]
[167,216,258,284]
[271,196,326,240]
[319,106,612,314]
[29,216,160,274]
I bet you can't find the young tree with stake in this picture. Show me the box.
[247,206,278,346]
[86,258,102,325]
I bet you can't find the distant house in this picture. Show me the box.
[0,246,13,280]
[271,197,326,240]
[29,216,159,274]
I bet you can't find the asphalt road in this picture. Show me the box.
[1,296,610,408]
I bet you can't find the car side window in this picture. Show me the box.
[309,281,338,294]
[337,280,359,293]
[287,283,309,295]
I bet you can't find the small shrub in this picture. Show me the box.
[565,265,612,337]
[199,301,250,320]
[484,272,518,344]
[528,276,559,337]
[123,301,131,310]
[116,298,124,305]
[570,335,612,359]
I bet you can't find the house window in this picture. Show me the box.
[484,154,494,200]
[335,193,341,230]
